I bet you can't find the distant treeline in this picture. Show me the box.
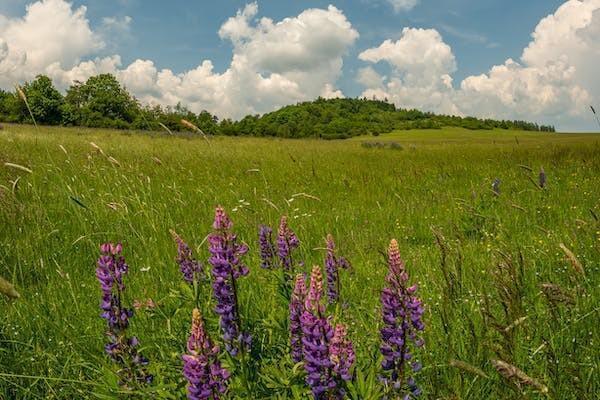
[0,74,556,137]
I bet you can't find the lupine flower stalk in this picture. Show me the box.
[258,225,276,269]
[289,273,307,362]
[301,266,335,398]
[182,308,230,400]
[380,239,425,399]
[324,234,350,304]
[277,216,300,271]
[208,206,250,356]
[300,265,354,399]
[171,230,204,284]
[539,167,546,189]
[96,243,152,386]
[330,324,355,382]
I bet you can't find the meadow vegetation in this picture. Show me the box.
[0,124,598,399]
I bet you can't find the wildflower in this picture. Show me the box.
[183,308,230,400]
[380,239,425,399]
[539,167,546,189]
[172,230,204,284]
[324,234,350,304]
[290,273,307,362]
[330,324,355,382]
[258,225,276,269]
[277,216,299,271]
[96,243,152,386]
[208,206,250,355]
[301,266,335,398]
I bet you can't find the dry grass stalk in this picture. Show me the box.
[4,162,32,174]
[559,243,584,275]
[158,122,173,135]
[15,84,38,129]
[0,276,20,299]
[503,316,529,332]
[181,119,210,144]
[151,156,162,165]
[541,283,574,306]
[491,359,548,394]
[291,192,321,201]
[449,359,489,379]
[89,142,105,156]
[108,156,121,167]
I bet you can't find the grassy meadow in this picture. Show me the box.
[1,124,599,399]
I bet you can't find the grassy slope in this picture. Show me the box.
[1,124,599,399]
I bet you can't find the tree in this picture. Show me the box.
[64,74,139,127]
[20,75,64,125]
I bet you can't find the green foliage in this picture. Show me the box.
[21,75,64,125]
[63,74,139,128]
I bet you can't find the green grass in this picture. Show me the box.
[1,124,599,399]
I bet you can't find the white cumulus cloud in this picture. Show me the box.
[0,1,358,120]
[358,0,600,130]
[358,27,460,114]
[0,0,102,86]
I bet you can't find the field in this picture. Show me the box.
[1,124,599,399]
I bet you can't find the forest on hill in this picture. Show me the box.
[0,74,555,138]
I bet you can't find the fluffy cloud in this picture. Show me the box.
[387,0,419,12]
[358,28,460,114]
[0,1,358,119]
[358,0,600,130]
[0,0,101,85]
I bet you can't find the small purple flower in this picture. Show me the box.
[324,234,350,304]
[258,225,276,269]
[290,273,307,363]
[208,206,250,356]
[172,230,204,284]
[96,243,152,386]
[183,308,230,400]
[380,239,425,398]
[277,216,299,271]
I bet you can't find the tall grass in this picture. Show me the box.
[1,125,599,399]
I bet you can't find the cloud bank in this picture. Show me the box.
[0,0,358,119]
[358,0,600,130]
[1,0,599,130]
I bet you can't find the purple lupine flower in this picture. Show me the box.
[324,234,350,304]
[380,239,425,399]
[330,324,355,382]
[290,273,307,363]
[208,206,250,356]
[539,167,546,189]
[277,216,299,271]
[301,265,337,399]
[183,308,230,400]
[258,225,276,269]
[96,243,152,386]
[172,230,204,284]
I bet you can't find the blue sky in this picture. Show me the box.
[0,0,598,130]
